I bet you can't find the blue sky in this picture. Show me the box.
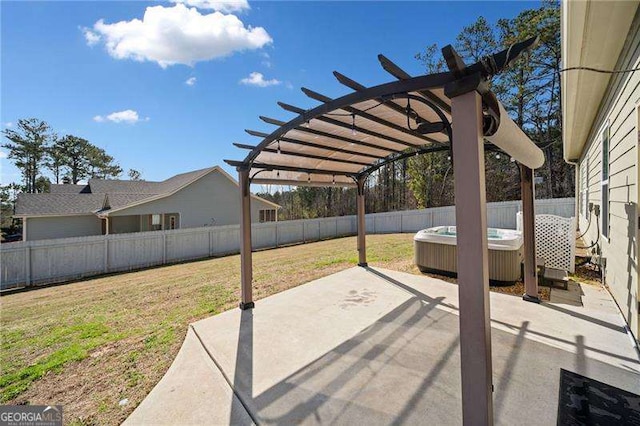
[1,0,538,187]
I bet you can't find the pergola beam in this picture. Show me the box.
[378,54,452,114]
[361,145,449,177]
[243,130,386,159]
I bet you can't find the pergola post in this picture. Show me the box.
[356,177,367,267]
[238,166,254,310]
[451,90,493,425]
[520,164,540,303]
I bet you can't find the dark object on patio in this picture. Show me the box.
[544,267,569,290]
[1,233,22,243]
[557,368,640,425]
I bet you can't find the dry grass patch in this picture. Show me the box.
[1,233,538,424]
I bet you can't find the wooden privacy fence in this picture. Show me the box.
[1,198,574,290]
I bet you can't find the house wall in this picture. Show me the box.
[110,215,139,234]
[576,10,640,338]
[25,215,103,241]
[138,213,180,231]
[109,170,277,227]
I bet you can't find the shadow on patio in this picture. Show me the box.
[126,267,640,425]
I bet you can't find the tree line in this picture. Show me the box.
[258,1,572,220]
[2,118,142,194]
[1,118,141,229]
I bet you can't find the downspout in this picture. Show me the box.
[565,158,579,221]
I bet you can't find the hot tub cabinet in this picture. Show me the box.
[414,226,523,284]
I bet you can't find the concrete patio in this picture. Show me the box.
[125,267,640,425]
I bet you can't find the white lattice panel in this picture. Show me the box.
[517,212,576,273]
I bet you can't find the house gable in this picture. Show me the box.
[107,168,277,226]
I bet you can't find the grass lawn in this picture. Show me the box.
[0,233,546,425]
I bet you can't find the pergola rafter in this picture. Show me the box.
[245,128,399,156]
[332,70,449,136]
[263,109,423,150]
[282,91,443,145]
[224,36,544,426]
[233,142,373,167]
[243,130,387,160]
[378,54,453,115]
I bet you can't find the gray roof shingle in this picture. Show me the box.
[50,184,91,194]
[15,167,217,217]
[15,194,106,215]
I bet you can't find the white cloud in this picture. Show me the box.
[82,27,101,46]
[94,109,147,124]
[0,150,7,159]
[3,122,13,128]
[171,0,250,13]
[84,4,271,68]
[260,51,272,68]
[240,72,281,87]
[185,76,197,86]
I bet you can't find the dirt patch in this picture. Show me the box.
[572,262,602,286]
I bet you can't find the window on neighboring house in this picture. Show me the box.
[601,124,610,239]
[259,209,276,223]
[151,214,162,231]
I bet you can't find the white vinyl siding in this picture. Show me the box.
[576,12,640,338]
[24,215,102,241]
[601,124,610,240]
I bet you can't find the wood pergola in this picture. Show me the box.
[225,37,544,425]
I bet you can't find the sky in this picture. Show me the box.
[1,0,539,187]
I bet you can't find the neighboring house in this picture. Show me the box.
[562,0,640,340]
[14,166,280,241]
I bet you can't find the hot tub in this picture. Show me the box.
[414,226,523,284]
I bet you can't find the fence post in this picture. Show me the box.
[209,229,213,257]
[25,245,31,287]
[275,222,279,248]
[104,238,109,273]
[162,233,167,264]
